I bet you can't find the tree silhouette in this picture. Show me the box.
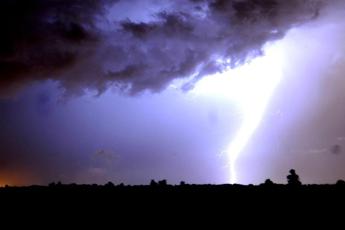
[105,181,115,188]
[336,180,345,186]
[287,169,302,186]
[263,179,274,186]
[158,180,167,186]
[150,179,157,187]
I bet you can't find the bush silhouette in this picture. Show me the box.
[336,180,345,186]
[150,179,158,187]
[287,169,302,186]
[158,180,167,186]
[263,179,274,186]
[105,182,115,188]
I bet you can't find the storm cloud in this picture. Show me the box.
[0,0,329,96]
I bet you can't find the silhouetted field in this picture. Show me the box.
[1,170,344,217]
[1,180,344,221]
[1,181,345,202]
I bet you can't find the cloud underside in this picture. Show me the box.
[0,0,328,96]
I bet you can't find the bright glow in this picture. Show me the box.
[192,42,284,184]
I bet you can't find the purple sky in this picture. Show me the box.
[1,0,345,186]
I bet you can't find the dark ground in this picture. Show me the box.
[1,181,343,225]
[1,181,344,205]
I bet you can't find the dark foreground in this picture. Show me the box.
[1,183,344,223]
[1,182,345,204]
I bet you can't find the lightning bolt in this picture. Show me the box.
[227,43,283,184]
[189,41,284,184]
[227,81,280,184]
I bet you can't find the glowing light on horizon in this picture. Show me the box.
[0,181,6,187]
[192,42,284,184]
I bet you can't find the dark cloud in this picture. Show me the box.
[0,0,117,95]
[331,144,341,155]
[0,0,326,96]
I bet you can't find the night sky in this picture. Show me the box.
[1,0,345,186]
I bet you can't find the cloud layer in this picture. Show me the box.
[0,0,327,96]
